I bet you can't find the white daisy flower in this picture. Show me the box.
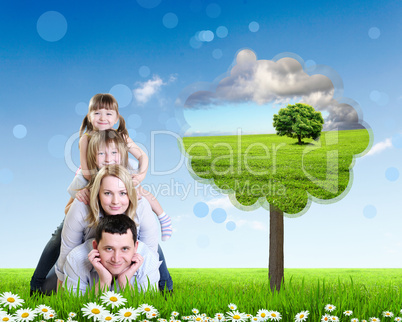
[146,311,160,319]
[294,311,309,322]
[215,314,225,321]
[383,312,394,318]
[54,320,64,322]
[321,314,331,322]
[118,307,139,322]
[325,305,336,312]
[193,315,204,322]
[0,313,16,322]
[100,312,119,322]
[81,302,107,320]
[0,293,24,310]
[256,310,269,321]
[362,320,367,322]
[344,311,353,316]
[329,316,339,321]
[171,312,180,317]
[14,308,37,321]
[228,304,237,311]
[226,311,248,322]
[369,318,380,322]
[100,291,127,309]
[395,318,402,322]
[68,313,76,318]
[139,304,157,315]
[267,311,281,321]
[250,316,260,322]
[351,319,359,322]
[35,305,54,316]
[43,312,57,320]
[192,310,200,315]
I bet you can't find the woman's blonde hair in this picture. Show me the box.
[86,130,129,179]
[79,93,129,138]
[87,164,138,228]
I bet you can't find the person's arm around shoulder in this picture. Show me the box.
[136,198,159,254]
[125,136,148,185]
[79,135,91,181]
[56,199,89,283]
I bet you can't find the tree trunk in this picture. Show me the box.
[298,135,302,145]
[269,204,284,292]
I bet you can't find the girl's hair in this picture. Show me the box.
[86,130,129,178]
[79,93,129,138]
[87,164,138,228]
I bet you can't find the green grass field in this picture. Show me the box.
[1,268,401,321]
[183,130,370,214]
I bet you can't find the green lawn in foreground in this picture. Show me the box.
[1,268,401,321]
[183,129,370,214]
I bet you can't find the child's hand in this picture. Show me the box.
[76,188,90,205]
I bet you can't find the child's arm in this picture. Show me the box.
[79,135,91,181]
[126,136,149,185]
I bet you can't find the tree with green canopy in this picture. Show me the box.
[273,103,324,145]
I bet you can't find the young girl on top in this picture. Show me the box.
[78,93,172,241]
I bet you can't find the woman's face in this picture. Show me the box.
[99,175,129,215]
[96,143,121,168]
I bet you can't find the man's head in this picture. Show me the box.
[93,215,138,276]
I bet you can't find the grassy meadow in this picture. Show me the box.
[183,129,370,214]
[1,268,402,321]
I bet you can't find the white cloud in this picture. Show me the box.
[206,196,233,210]
[133,75,164,104]
[366,138,392,156]
[184,49,365,131]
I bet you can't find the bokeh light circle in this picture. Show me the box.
[190,36,203,49]
[37,11,67,42]
[163,12,178,29]
[48,135,68,158]
[139,66,151,78]
[363,205,377,219]
[212,49,223,59]
[385,167,399,182]
[206,3,221,18]
[305,60,316,69]
[135,132,147,144]
[136,0,161,9]
[75,102,88,116]
[216,26,228,38]
[196,235,210,248]
[0,168,13,184]
[202,30,214,42]
[368,27,381,39]
[391,133,402,148]
[249,21,260,32]
[226,221,236,231]
[193,202,209,218]
[369,90,381,102]
[127,114,143,129]
[109,84,132,108]
[211,208,227,223]
[13,124,27,139]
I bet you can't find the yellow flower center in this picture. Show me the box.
[105,317,112,321]
[196,318,202,321]
[272,313,276,317]
[110,296,118,302]
[233,315,240,320]
[300,314,304,318]
[3,318,10,321]
[21,313,29,318]
[124,312,132,317]
[92,309,100,314]
[42,309,48,312]
[6,298,15,303]
[261,313,266,318]
[145,308,151,312]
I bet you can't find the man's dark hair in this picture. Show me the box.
[95,214,137,244]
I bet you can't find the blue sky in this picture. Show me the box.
[1,0,402,269]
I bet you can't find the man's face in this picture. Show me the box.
[94,229,138,276]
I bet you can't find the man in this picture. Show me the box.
[63,215,160,294]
